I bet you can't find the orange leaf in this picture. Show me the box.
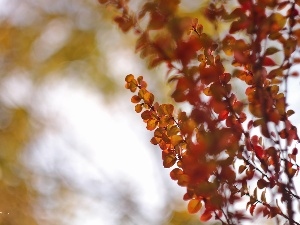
[141,110,152,120]
[135,104,143,113]
[137,76,143,84]
[143,92,154,105]
[158,104,174,116]
[150,136,160,145]
[131,95,141,103]
[146,119,158,130]
[125,74,135,82]
[188,199,202,214]
[159,116,171,127]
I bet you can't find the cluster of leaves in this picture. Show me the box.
[101,0,300,224]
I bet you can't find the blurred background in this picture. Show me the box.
[0,0,216,224]
[0,0,298,224]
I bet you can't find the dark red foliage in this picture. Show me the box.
[100,0,300,224]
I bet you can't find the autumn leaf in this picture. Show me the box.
[171,135,183,146]
[250,204,256,216]
[135,104,143,113]
[200,210,212,221]
[263,57,277,66]
[257,179,269,189]
[170,168,183,180]
[119,1,300,224]
[163,154,176,168]
[187,199,202,214]
[146,118,158,130]
[265,47,280,55]
[238,164,247,174]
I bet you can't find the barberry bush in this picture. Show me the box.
[99,0,300,224]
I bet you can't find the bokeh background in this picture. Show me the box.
[0,0,214,224]
[0,0,297,225]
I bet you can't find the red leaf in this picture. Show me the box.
[292,148,298,155]
[277,1,289,10]
[263,57,277,66]
[200,210,212,221]
[218,110,229,120]
[250,204,256,215]
[247,120,253,130]
[254,145,264,159]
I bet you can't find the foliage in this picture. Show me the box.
[99,0,300,224]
